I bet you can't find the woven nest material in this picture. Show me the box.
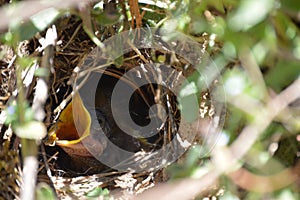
[41,15,216,198]
[0,141,21,199]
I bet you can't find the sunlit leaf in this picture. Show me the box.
[223,68,247,96]
[15,121,47,139]
[276,189,299,200]
[229,0,274,31]
[30,8,60,31]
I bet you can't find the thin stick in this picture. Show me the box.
[20,26,56,200]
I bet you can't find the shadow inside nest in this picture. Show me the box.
[42,65,181,178]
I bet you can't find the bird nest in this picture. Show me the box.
[0,10,220,199]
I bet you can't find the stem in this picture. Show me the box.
[16,60,38,200]
[16,63,25,125]
[20,140,38,200]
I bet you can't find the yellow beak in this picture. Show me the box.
[48,92,91,146]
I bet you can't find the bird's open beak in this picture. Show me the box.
[47,92,91,146]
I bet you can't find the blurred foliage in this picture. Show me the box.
[163,0,300,198]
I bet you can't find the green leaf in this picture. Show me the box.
[114,55,124,67]
[17,57,36,69]
[30,8,60,31]
[36,183,56,200]
[178,81,199,123]
[208,0,226,14]
[223,28,254,51]
[10,8,59,41]
[185,145,203,168]
[85,187,110,199]
[211,16,226,36]
[86,187,103,197]
[220,191,240,200]
[280,0,300,13]
[190,19,208,35]
[14,21,40,41]
[94,12,121,26]
[34,68,50,77]
[5,104,18,125]
[5,101,34,126]
[265,60,300,92]
[1,32,18,46]
[223,42,237,59]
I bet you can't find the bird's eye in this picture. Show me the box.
[93,108,111,134]
[96,111,105,125]
[98,117,104,125]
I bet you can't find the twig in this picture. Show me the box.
[79,5,105,48]
[32,26,56,121]
[128,0,142,28]
[20,26,57,200]
[20,154,39,200]
[119,0,130,31]
[59,24,82,51]
[239,47,269,100]
[39,143,58,197]
[127,39,149,64]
